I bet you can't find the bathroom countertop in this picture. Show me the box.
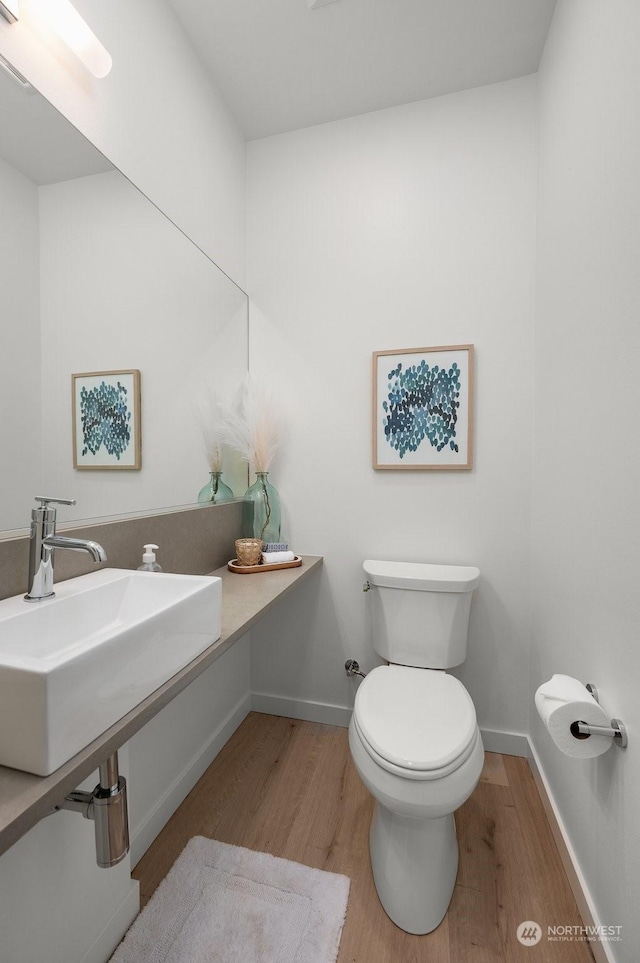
[0,555,323,858]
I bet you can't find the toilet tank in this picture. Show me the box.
[363,560,480,669]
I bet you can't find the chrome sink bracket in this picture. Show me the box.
[53,751,130,867]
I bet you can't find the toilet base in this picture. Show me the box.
[369,802,458,934]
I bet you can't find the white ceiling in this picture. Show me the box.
[169,0,557,140]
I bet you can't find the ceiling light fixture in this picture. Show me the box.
[30,0,112,77]
[0,0,19,24]
[0,50,32,90]
[3,0,112,78]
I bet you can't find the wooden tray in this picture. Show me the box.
[227,555,303,574]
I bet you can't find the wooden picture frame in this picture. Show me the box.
[373,344,474,470]
[72,369,141,470]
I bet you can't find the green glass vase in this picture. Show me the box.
[197,471,234,504]
[243,472,281,543]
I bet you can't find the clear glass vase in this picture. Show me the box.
[243,472,281,543]
[197,471,234,504]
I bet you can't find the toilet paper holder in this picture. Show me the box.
[570,683,628,748]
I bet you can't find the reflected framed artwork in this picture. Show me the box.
[72,369,141,470]
[373,344,474,470]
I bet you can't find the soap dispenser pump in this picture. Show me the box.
[137,544,162,572]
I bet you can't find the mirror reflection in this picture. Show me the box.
[0,66,249,534]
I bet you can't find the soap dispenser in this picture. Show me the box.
[137,544,163,572]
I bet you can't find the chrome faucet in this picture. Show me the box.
[25,496,107,602]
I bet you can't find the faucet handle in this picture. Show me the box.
[32,496,76,521]
[34,496,77,508]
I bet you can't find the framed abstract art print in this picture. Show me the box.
[72,369,141,470]
[372,344,474,470]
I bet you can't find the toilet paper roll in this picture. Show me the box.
[535,674,611,758]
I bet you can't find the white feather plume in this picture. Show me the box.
[219,375,281,473]
[194,384,225,472]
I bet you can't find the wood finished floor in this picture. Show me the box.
[132,713,594,962]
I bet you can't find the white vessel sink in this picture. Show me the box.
[0,568,222,776]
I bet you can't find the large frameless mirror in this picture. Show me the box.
[0,61,249,534]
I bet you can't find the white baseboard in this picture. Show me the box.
[480,727,530,757]
[251,693,531,760]
[80,879,139,963]
[251,693,353,728]
[129,694,252,866]
[528,743,616,963]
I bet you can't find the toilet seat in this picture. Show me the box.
[353,665,478,780]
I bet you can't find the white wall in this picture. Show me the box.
[532,1,640,958]
[247,76,537,739]
[0,0,246,285]
[0,157,40,530]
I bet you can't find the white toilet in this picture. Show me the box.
[348,559,484,935]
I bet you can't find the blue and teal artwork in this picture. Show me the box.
[74,369,140,469]
[374,346,473,469]
[79,380,131,459]
[383,360,461,457]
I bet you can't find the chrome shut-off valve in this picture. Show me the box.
[345,659,367,679]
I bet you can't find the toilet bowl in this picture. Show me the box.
[349,664,484,934]
[349,560,482,934]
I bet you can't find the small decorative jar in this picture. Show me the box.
[235,538,263,566]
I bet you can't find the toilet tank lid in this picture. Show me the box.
[363,559,480,592]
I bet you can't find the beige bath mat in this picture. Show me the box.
[111,836,350,963]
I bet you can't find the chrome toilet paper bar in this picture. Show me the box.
[570,684,628,748]
[570,719,628,748]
